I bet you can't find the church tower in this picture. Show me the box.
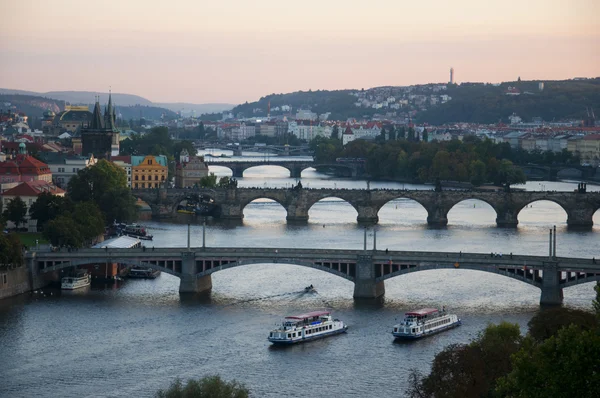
[81,92,120,159]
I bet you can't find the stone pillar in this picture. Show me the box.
[496,210,519,227]
[353,254,385,299]
[356,206,379,224]
[289,165,303,179]
[179,252,212,294]
[566,208,594,228]
[540,261,563,305]
[426,206,448,226]
[232,164,245,178]
[219,203,244,220]
[286,206,309,222]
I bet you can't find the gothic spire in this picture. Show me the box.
[91,96,104,129]
[104,89,116,131]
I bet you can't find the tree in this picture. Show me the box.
[44,215,84,248]
[29,192,71,229]
[594,281,600,322]
[155,375,249,398]
[406,322,522,398]
[72,202,105,243]
[469,159,487,186]
[68,160,138,223]
[422,128,428,142]
[3,197,27,230]
[0,233,23,268]
[527,307,597,342]
[497,159,526,190]
[199,173,218,188]
[218,176,231,187]
[496,326,600,398]
[331,125,339,140]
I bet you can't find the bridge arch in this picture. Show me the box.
[376,264,542,288]
[241,164,295,178]
[376,197,429,225]
[306,196,359,223]
[447,198,499,226]
[241,197,288,221]
[516,199,570,225]
[195,259,355,282]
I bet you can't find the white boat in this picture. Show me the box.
[268,310,347,345]
[61,270,91,290]
[128,267,161,279]
[392,308,461,340]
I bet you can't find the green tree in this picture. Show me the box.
[422,128,428,142]
[496,326,600,398]
[3,197,28,230]
[28,192,71,229]
[72,202,105,243]
[469,159,487,186]
[0,233,24,268]
[497,159,526,191]
[200,173,218,188]
[44,215,84,248]
[331,124,339,140]
[593,281,600,322]
[155,375,249,398]
[68,160,138,223]
[218,176,231,187]
[527,307,598,342]
[407,322,522,398]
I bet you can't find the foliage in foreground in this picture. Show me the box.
[155,375,249,398]
[406,303,600,398]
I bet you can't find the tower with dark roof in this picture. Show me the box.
[81,93,120,159]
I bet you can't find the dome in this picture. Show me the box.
[43,109,56,118]
[19,142,26,148]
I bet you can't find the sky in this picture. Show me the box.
[1,0,599,104]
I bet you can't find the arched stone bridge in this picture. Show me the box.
[136,187,600,227]
[205,160,315,178]
[27,247,600,305]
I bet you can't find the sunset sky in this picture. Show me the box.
[1,0,598,104]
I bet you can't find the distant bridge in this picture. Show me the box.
[196,144,313,156]
[135,187,600,227]
[204,160,316,178]
[27,247,600,305]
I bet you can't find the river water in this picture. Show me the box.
[1,154,599,397]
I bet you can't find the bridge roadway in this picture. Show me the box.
[137,187,600,227]
[28,247,600,305]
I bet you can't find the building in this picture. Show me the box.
[175,155,209,188]
[259,122,277,137]
[342,126,355,146]
[38,152,97,188]
[52,105,92,133]
[1,180,65,229]
[81,94,120,159]
[0,143,52,192]
[449,67,454,84]
[111,155,132,187]
[576,134,600,165]
[131,155,168,189]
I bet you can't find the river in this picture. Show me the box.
[1,156,599,398]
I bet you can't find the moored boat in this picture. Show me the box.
[268,310,347,345]
[61,270,91,290]
[117,223,153,240]
[128,266,161,279]
[392,308,461,340]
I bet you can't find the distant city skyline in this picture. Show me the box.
[1,0,598,104]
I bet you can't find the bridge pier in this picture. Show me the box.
[219,203,244,220]
[179,252,212,294]
[289,165,303,179]
[540,261,563,306]
[426,207,448,227]
[496,210,519,228]
[231,165,244,178]
[356,206,379,225]
[566,209,595,228]
[353,254,385,299]
[286,207,309,223]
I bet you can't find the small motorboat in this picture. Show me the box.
[304,284,316,293]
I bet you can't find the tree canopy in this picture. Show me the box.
[3,197,28,229]
[155,375,249,398]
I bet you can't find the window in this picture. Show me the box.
[142,175,145,181]
[161,176,165,181]
[134,175,138,181]
[154,175,158,181]
[149,159,153,165]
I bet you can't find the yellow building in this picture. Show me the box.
[131,155,168,189]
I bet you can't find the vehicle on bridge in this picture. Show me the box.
[392,308,461,340]
[268,310,347,345]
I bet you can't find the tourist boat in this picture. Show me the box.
[118,223,153,240]
[61,270,91,290]
[392,308,461,340]
[128,266,161,279]
[268,310,347,345]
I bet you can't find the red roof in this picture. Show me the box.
[583,134,600,140]
[111,155,131,163]
[405,308,439,316]
[2,180,65,197]
[285,310,330,320]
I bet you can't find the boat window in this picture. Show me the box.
[329,325,332,330]
[287,334,291,338]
